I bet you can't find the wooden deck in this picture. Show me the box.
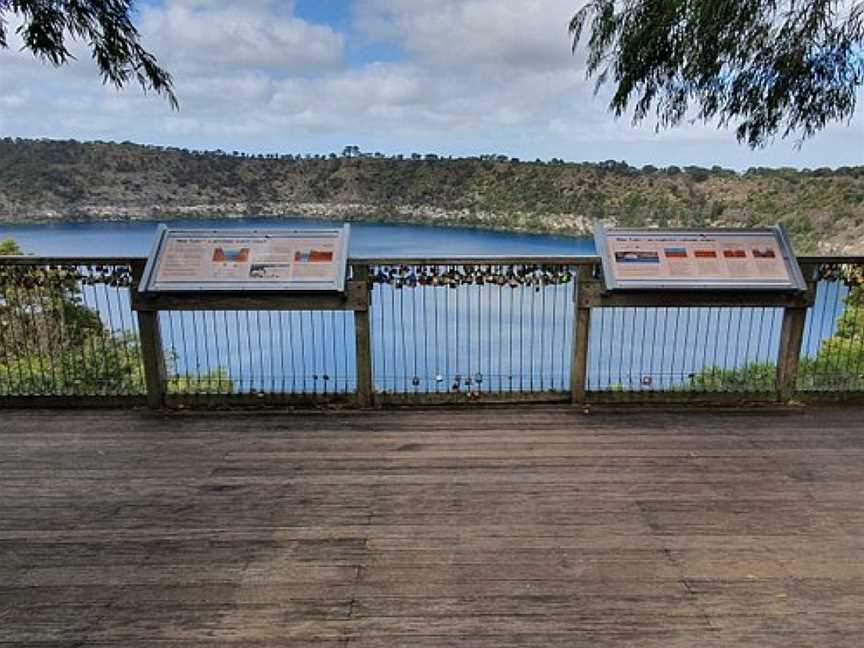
[1,406,863,647]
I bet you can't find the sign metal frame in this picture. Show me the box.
[138,225,351,294]
[594,222,807,293]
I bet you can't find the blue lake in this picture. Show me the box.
[0,217,592,258]
[0,218,845,393]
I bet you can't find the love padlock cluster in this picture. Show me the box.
[369,264,574,290]
[817,262,864,288]
[0,264,134,290]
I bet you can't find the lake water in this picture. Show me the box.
[0,218,844,394]
[0,217,593,258]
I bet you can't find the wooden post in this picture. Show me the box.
[776,262,817,403]
[776,307,807,403]
[130,260,166,409]
[353,265,374,408]
[571,265,593,404]
[137,310,166,409]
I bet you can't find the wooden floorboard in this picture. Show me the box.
[1,405,863,647]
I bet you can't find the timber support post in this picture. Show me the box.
[353,265,374,408]
[138,310,167,409]
[131,261,166,409]
[777,262,818,402]
[571,265,593,404]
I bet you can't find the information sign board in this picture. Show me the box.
[594,223,806,292]
[139,225,350,293]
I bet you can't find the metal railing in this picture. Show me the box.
[797,260,864,394]
[365,260,579,401]
[159,309,356,398]
[586,305,784,394]
[0,253,861,407]
[0,257,145,404]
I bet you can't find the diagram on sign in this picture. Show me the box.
[595,223,806,292]
[139,226,351,293]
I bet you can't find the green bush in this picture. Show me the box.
[0,331,143,395]
[690,362,777,392]
[0,239,20,255]
[167,369,232,394]
[0,334,233,396]
[690,281,863,392]
[0,239,233,396]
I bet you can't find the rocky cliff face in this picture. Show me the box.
[2,138,863,253]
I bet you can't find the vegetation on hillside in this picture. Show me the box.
[1,139,863,253]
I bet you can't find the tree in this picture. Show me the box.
[0,238,20,255]
[570,1,864,147]
[0,0,176,107]
[0,239,230,395]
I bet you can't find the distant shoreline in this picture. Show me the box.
[3,138,863,253]
[0,203,594,240]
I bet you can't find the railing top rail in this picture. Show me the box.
[0,255,598,274]
[0,255,147,266]
[798,255,864,265]
[2,254,863,267]
[349,255,600,266]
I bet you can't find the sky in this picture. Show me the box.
[0,0,861,169]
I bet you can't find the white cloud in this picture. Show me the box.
[138,0,345,74]
[355,0,579,71]
[0,0,860,168]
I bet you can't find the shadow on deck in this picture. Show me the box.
[1,405,863,647]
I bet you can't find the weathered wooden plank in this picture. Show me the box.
[0,396,148,409]
[1,405,863,647]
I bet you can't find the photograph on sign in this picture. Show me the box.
[594,223,806,292]
[139,225,350,293]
